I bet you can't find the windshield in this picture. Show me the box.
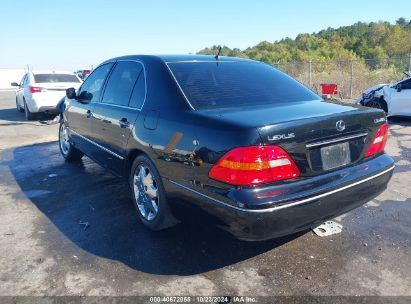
[34,74,80,83]
[168,61,320,109]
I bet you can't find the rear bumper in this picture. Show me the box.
[37,106,59,114]
[26,93,65,113]
[166,154,395,241]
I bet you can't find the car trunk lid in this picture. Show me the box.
[255,101,387,176]
[198,100,387,177]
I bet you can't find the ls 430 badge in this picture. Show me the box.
[267,133,295,141]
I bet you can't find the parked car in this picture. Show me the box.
[59,55,394,241]
[12,71,82,120]
[357,74,411,117]
[75,70,91,80]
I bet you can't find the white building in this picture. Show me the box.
[0,69,26,89]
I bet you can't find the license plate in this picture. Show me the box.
[320,142,351,170]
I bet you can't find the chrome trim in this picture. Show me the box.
[164,63,195,110]
[95,102,141,111]
[169,165,395,213]
[306,132,368,148]
[69,128,124,160]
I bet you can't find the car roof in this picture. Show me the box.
[30,70,76,75]
[157,54,253,63]
[104,54,254,64]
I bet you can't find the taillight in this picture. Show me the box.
[209,146,300,186]
[29,86,46,93]
[365,123,388,157]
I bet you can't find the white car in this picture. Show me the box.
[357,75,411,117]
[12,71,82,120]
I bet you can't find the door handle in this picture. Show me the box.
[119,118,130,128]
[86,110,93,118]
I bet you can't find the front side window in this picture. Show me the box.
[168,61,320,109]
[78,63,113,102]
[102,61,143,107]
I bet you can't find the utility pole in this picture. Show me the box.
[350,59,354,99]
[309,59,312,88]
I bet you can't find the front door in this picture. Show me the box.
[66,63,114,155]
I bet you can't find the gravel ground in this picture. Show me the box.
[0,90,410,299]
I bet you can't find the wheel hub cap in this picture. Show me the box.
[133,165,159,221]
[59,125,70,155]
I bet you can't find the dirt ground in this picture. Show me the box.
[0,90,410,299]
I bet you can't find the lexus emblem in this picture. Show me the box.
[336,120,346,132]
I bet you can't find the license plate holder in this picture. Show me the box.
[320,142,351,170]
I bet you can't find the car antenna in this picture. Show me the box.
[214,46,222,60]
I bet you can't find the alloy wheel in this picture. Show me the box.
[133,164,159,221]
[59,124,70,155]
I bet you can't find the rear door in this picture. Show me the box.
[66,63,113,154]
[90,60,145,174]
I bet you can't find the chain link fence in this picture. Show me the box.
[273,55,411,100]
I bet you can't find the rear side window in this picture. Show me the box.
[34,74,80,83]
[129,69,146,109]
[102,61,143,107]
[78,63,113,102]
[168,61,320,109]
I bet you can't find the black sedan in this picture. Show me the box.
[59,55,394,241]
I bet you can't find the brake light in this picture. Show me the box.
[29,86,44,93]
[365,123,388,157]
[209,146,300,186]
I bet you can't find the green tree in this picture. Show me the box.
[197,18,411,65]
[396,17,408,27]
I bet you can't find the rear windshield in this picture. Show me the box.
[168,61,320,109]
[34,74,80,83]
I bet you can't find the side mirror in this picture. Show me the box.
[66,87,77,99]
[396,83,402,92]
[11,82,19,87]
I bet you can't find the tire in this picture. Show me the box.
[367,98,388,113]
[59,122,84,161]
[24,99,36,120]
[16,98,24,112]
[130,155,179,231]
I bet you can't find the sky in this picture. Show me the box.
[0,0,410,70]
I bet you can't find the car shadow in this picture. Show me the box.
[4,141,304,276]
[0,107,26,123]
[0,107,58,125]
